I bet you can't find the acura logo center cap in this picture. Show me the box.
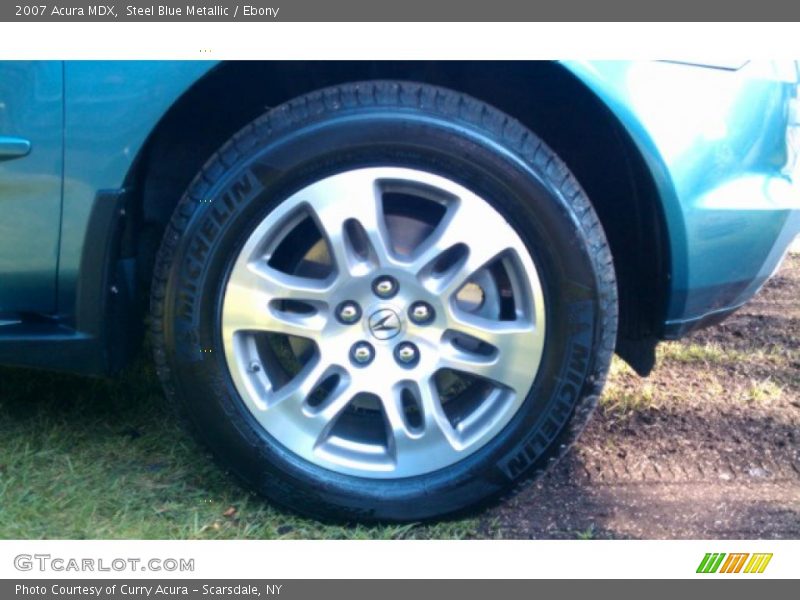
[368,308,402,340]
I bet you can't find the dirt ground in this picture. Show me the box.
[480,252,800,539]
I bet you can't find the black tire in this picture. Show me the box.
[150,81,617,522]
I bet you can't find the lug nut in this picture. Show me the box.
[394,342,419,366]
[350,341,375,366]
[409,301,435,325]
[336,301,362,324]
[372,276,399,299]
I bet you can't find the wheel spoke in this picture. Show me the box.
[264,308,326,339]
[247,262,334,303]
[441,312,541,393]
[222,298,324,339]
[382,387,418,457]
[267,356,331,406]
[411,198,511,297]
[385,378,462,469]
[299,171,393,274]
[259,359,352,448]
[223,264,330,339]
[438,351,506,389]
[417,377,462,450]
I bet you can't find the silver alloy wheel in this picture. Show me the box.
[221,167,546,478]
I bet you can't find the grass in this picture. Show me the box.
[603,384,656,413]
[600,356,657,413]
[600,336,796,413]
[658,342,728,364]
[0,358,480,540]
[745,378,783,404]
[658,341,796,367]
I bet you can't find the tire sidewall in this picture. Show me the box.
[160,101,608,521]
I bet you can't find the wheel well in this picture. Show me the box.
[125,61,669,373]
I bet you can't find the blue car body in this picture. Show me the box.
[566,61,800,335]
[1,60,798,374]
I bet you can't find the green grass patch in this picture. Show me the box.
[600,356,656,413]
[601,382,656,413]
[657,342,733,364]
[658,341,795,368]
[0,360,479,540]
[743,378,783,404]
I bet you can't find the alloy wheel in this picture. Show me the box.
[221,167,546,478]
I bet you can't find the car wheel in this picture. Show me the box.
[151,81,617,521]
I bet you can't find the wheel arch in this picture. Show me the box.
[124,61,673,374]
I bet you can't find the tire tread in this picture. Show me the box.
[150,80,618,521]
